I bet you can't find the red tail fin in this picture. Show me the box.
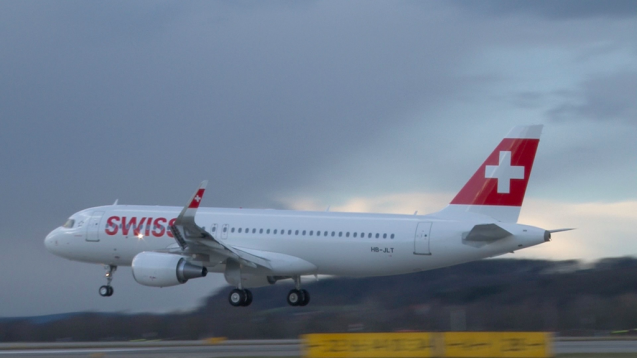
[438,125,542,222]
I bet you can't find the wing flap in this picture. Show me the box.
[169,180,272,270]
[231,247,317,275]
[198,241,271,269]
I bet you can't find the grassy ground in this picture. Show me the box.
[556,355,637,358]
[261,356,636,358]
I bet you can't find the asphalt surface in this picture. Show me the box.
[554,339,637,354]
[0,340,299,358]
[0,346,298,358]
[1,339,637,357]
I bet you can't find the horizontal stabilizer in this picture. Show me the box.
[548,228,575,233]
[465,223,512,242]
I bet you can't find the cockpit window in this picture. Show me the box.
[63,219,75,228]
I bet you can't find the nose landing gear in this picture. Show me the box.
[99,265,117,297]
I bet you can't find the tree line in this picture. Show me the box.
[3,257,637,341]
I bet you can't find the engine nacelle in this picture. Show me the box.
[132,252,207,287]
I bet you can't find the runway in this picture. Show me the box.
[0,340,299,358]
[2,338,637,357]
[554,338,637,354]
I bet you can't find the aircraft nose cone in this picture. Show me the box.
[44,229,60,253]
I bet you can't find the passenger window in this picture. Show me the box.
[274,229,277,234]
[267,229,270,234]
[324,231,328,236]
[353,232,357,238]
[238,228,242,233]
[288,230,292,235]
[223,227,227,232]
[260,229,263,234]
[310,231,314,236]
[375,233,379,238]
[383,233,387,239]
[338,232,342,237]
[302,230,306,235]
[346,232,350,237]
[295,230,299,235]
[245,228,249,233]
[368,233,372,238]
[391,234,395,239]
[212,226,217,232]
[231,228,235,233]
[252,229,256,233]
[331,231,335,237]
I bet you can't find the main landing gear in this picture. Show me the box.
[99,265,116,297]
[228,288,253,307]
[287,289,310,307]
[227,275,311,307]
[287,276,310,307]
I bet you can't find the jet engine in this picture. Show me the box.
[132,251,207,287]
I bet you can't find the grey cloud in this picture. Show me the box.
[547,72,637,124]
[0,0,476,216]
[508,91,546,109]
[0,0,635,316]
[0,1,481,316]
[454,0,637,20]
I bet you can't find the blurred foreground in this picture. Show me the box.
[2,338,637,357]
[3,257,637,341]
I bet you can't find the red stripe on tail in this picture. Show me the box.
[450,138,539,207]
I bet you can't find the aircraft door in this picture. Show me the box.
[86,211,104,242]
[414,222,432,255]
[221,224,229,240]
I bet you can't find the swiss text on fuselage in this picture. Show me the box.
[104,216,177,237]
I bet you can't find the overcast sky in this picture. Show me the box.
[1,1,636,317]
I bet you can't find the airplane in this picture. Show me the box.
[45,125,569,307]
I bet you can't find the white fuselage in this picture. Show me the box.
[44,205,547,278]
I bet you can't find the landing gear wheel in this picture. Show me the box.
[99,285,113,297]
[99,265,117,297]
[287,289,303,306]
[243,289,253,307]
[229,289,246,307]
[299,289,310,306]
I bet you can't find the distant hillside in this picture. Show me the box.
[3,257,637,341]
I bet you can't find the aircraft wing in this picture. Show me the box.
[169,181,272,269]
